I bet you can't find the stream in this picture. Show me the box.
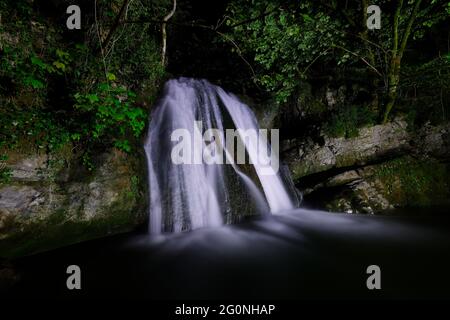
[9,208,450,299]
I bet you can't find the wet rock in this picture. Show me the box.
[326,170,362,187]
[285,118,411,181]
[414,122,450,160]
[9,155,48,181]
[287,119,450,214]
[0,147,147,258]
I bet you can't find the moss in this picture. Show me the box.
[0,147,148,259]
[126,175,140,200]
[0,199,146,259]
[324,104,376,138]
[0,167,12,186]
[335,152,360,168]
[296,82,327,117]
[371,156,450,207]
[290,162,322,181]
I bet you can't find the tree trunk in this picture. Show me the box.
[361,0,381,114]
[382,0,422,123]
[161,0,177,65]
[383,71,400,123]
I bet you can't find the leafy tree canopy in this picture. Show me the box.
[222,0,449,123]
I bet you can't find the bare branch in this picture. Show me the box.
[101,0,131,52]
[228,7,279,29]
[300,48,331,77]
[332,44,383,77]
[121,19,258,79]
[215,30,258,81]
[161,0,177,65]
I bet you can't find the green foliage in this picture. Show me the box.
[80,152,94,172]
[324,105,376,138]
[74,80,146,153]
[400,55,450,127]
[127,175,140,199]
[373,157,450,206]
[0,155,12,185]
[0,0,166,166]
[223,0,450,119]
[224,0,344,104]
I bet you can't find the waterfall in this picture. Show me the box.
[144,78,296,233]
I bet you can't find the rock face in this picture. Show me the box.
[284,119,411,180]
[0,146,147,258]
[239,95,279,130]
[283,118,450,214]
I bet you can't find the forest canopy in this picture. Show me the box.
[221,0,450,124]
[0,0,449,171]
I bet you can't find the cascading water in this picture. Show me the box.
[144,78,297,233]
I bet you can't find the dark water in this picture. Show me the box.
[5,209,450,299]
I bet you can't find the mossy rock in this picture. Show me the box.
[0,147,148,259]
[370,156,450,207]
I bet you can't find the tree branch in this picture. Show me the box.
[101,0,131,52]
[215,30,258,80]
[392,0,404,57]
[300,48,331,77]
[332,44,383,77]
[398,0,422,60]
[120,19,258,79]
[161,0,177,65]
[122,18,214,31]
[228,7,279,29]
[317,0,356,27]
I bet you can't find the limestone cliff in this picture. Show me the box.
[0,145,147,258]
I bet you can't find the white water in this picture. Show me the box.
[144,78,295,233]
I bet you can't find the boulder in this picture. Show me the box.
[284,119,450,214]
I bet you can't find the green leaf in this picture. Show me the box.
[56,49,70,61]
[87,94,99,104]
[302,14,314,22]
[75,43,87,51]
[53,61,66,71]
[114,140,131,153]
[71,133,81,141]
[31,56,47,69]
[98,83,110,91]
[24,76,44,89]
[106,72,116,81]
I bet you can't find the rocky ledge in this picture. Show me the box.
[283,118,450,213]
[0,145,147,259]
